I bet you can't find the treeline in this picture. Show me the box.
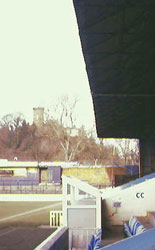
[0,112,139,165]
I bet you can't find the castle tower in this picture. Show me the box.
[33,107,44,126]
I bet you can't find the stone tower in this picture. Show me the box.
[33,107,44,126]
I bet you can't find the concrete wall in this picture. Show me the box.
[103,178,155,226]
[68,208,96,228]
[34,227,68,250]
[0,194,63,202]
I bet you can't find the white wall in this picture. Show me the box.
[0,194,86,202]
[0,194,63,202]
[34,227,69,250]
[103,178,155,225]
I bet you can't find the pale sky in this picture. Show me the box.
[0,0,95,130]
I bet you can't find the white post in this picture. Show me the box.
[75,187,79,201]
[70,185,75,205]
[62,178,68,226]
[96,196,102,228]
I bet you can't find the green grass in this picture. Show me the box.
[0,201,62,229]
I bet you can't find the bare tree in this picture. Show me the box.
[0,113,25,149]
[0,113,25,129]
[115,139,139,165]
[0,113,37,160]
[48,95,79,127]
[46,95,84,161]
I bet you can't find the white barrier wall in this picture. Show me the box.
[0,194,63,202]
[34,227,69,250]
[103,178,155,225]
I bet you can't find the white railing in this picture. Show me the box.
[50,211,63,227]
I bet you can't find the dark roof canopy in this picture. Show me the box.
[73,0,155,139]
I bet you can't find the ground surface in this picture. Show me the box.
[0,201,62,249]
[0,227,56,250]
[101,225,124,247]
[0,201,62,227]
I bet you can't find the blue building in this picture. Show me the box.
[0,160,61,186]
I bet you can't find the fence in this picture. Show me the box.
[0,184,62,194]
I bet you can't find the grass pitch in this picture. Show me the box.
[0,201,62,228]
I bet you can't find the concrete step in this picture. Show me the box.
[147,212,155,227]
[100,226,124,247]
[136,216,153,230]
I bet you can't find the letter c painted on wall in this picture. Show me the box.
[141,192,144,198]
[136,193,140,198]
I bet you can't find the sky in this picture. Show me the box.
[0,0,95,131]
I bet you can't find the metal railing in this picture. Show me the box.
[0,184,62,194]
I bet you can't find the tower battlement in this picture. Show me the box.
[33,107,44,126]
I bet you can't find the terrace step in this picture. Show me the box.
[136,216,153,230]
[147,212,155,227]
[100,225,124,248]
